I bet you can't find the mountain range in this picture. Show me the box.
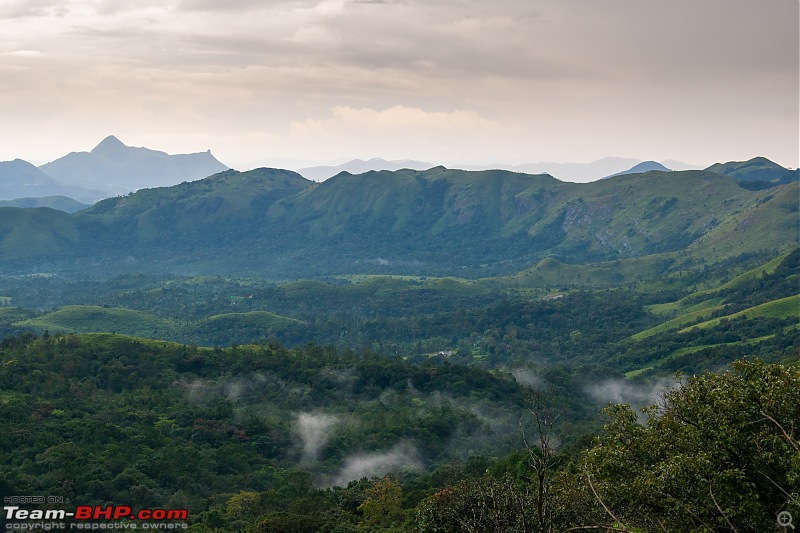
[3,134,794,209]
[296,157,700,182]
[298,158,434,181]
[0,136,229,203]
[0,157,795,280]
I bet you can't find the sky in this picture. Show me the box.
[0,0,798,172]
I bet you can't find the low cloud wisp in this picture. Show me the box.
[296,412,340,463]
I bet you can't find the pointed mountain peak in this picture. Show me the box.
[91,135,127,156]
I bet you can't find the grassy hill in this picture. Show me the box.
[706,156,798,188]
[609,249,799,375]
[0,163,796,280]
[195,311,304,346]
[678,295,799,332]
[82,167,313,243]
[685,181,798,262]
[15,305,183,338]
[0,196,89,213]
[0,206,94,263]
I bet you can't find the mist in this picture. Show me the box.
[329,442,423,488]
[296,412,340,463]
[586,376,679,421]
[511,367,545,389]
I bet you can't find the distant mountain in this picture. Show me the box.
[661,159,702,171]
[0,195,89,213]
[0,159,107,202]
[40,135,229,195]
[297,158,435,181]
[602,161,672,179]
[459,157,642,182]
[298,157,702,183]
[705,157,798,189]
[0,163,795,279]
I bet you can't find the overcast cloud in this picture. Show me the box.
[0,0,796,172]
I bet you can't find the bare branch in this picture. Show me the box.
[709,487,739,533]
[760,411,800,450]
[655,490,717,529]
[758,471,800,506]
[585,473,634,533]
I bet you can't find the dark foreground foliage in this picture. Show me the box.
[1,330,797,531]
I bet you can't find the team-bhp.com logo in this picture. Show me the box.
[4,504,188,530]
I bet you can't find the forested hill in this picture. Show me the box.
[0,163,796,278]
[1,333,797,531]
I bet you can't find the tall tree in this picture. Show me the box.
[584,360,800,532]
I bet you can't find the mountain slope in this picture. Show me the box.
[269,167,557,236]
[0,165,796,279]
[602,160,671,179]
[260,167,566,274]
[81,167,313,244]
[0,205,103,266]
[0,195,89,213]
[0,159,106,202]
[14,305,183,338]
[685,180,799,261]
[40,135,230,194]
[705,157,798,189]
[297,158,435,181]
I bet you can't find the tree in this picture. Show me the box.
[584,359,800,532]
[225,491,262,522]
[520,387,559,532]
[358,477,404,528]
[414,475,533,533]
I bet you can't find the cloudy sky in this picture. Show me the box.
[1,0,797,171]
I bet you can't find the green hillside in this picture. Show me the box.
[706,156,798,187]
[538,170,751,258]
[0,206,93,261]
[264,168,797,278]
[0,195,89,213]
[0,163,795,280]
[195,311,304,346]
[269,167,558,236]
[509,253,678,288]
[678,295,799,332]
[685,181,798,262]
[82,167,313,243]
[630,249,798,340]
[632,302,726,341]
[15,305,182,338]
